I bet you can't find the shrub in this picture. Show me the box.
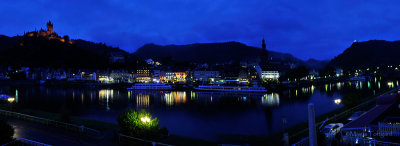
[0,119,14,144]
[117,109,168,141]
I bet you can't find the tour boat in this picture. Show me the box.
[194,85,267,92]
[127,83,173,90]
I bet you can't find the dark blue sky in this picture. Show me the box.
[1,0,399,60]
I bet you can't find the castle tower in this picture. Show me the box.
[47,20,53,34]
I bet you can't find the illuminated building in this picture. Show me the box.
[309,69,319,80]
[136,69,151,83]
[336,68,343,77]
[193,71,220,82]
[262,71,279,80]
[174,72,187,83]
[152,70,161,83]
[257,64,280,81]
[160,71,187,83]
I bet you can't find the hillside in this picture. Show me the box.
[0,35,19,52]
[0,35,130,68]
[330,40,400,69]
[134,42,306,65]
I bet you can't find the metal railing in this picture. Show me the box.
[0,109,102,138]
[292,137,309,146]
[116,133,172,146]
[2,138,51,146]
[341,136,400,146]
[378,122,400,137]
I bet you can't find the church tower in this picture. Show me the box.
[261,38,269,64]
[47,20,53,34]
[262,38,266,51]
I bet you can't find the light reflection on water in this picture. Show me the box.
[136,93,149,108]
[163,91,187,106]
[261,93,280,106]
[0,77,397,141]
[99,89,114,111]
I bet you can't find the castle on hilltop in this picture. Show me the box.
[25,20,72,44]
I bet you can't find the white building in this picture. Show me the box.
[255,64,280,81]
[262,71,280,80]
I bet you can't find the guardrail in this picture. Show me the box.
[0,109,102,139]
[116,133,172,146]
[341,136,400,145]
[2,138,52,146]
[292,137,309,146]
[290,87,398,144]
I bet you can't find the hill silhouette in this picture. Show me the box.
[329,40,400,69]
[0,35,129,68]
[134,41,305,65]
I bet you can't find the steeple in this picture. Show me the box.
[261,37,269,64]
[262,38,266,51]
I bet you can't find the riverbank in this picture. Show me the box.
[217,87,398,145]
[0,105,216,145]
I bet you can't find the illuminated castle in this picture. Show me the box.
[25,20,72,44]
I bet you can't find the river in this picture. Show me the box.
[0,77,397,141]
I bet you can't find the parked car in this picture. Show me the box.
[0,94,10,100]
[321,123,343,137]
[347,111,365,121]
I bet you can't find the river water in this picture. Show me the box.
[0,78,397,141]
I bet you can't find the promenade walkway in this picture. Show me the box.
[1,115,117,146]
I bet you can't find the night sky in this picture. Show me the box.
[1,0,399,60]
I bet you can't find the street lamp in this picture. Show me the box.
[141,116,150,123]
[334,99,341,105]
[7,97,15,103]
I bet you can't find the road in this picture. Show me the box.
[2,116,117,146]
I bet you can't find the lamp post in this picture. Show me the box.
[141,116,150,124]
[8,97,15,111]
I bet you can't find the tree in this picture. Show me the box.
[117,109,168,141]
[0,119,14,144]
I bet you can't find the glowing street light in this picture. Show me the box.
[7,97,15,103]
[334,99,341,105]
[140,116,151,123]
